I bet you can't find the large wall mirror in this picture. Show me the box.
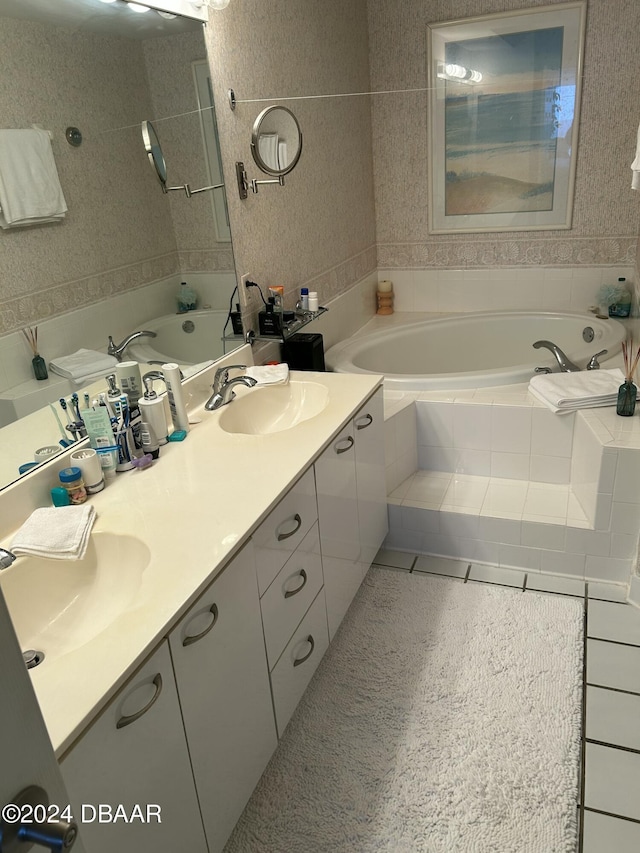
[0,0,240,490]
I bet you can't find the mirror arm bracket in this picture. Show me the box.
[162,183,224,198]
[235,162,285,200]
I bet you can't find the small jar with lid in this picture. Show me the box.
[58,466,88,505]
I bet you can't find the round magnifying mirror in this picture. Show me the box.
[250,106,303,178]
[142,120,167,188]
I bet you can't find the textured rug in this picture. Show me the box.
[225,569,583,853]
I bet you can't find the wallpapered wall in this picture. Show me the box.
[208,0,639,306]
[204,0,378,312]
[368,0,640,269]
[0,19,230,337]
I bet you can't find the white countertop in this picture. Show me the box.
[0,365,382,756]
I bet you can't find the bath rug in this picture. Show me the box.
[224,569,583,853]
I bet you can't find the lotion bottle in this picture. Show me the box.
[162,363,189,433]
[138,374,168,445]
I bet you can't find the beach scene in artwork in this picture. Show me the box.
[444,26,572,217]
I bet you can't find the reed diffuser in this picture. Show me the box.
[617,336,640,416]
[22,326,48,381]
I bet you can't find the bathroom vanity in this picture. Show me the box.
[0,356,387,853]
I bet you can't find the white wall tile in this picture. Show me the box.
[467,538,502,565]
[540,550,586,578]
[477,516,521,545]
[565,528,611,557]
[453,404,491,450]
[530,455,571,484]
[454,449,491,476]
[499,543,541,571]
[521,521,567,551]
[400,505,441,533]
[598,449,618,495]
[415,401,453,447]
[397,448,418,484]
[439,510,480,540]
[611,501,640,534]
[417,445,457,472]
[594,494,613,531]
[613,448,640,503]
[585,555,633,584]
[490,452,530,480]
[531,408,574,458]
[490,406,532,454]
[610,533,639,560]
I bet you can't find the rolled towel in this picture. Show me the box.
[11,505,96,561]
[49,348,117,382]
[529,368,626,413]
[245,364,290,385]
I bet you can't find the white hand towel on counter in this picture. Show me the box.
[0,129,68,228]
[49,348,117,382]
[245,364,290,385]
[528,368,626,413]
[11,505,96,561]
[631,122,640,190]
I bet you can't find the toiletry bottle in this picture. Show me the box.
[259,298,282,336]
[139,421,160,460]
[105,374,122,407]
[116,361,143,404]
[308,291,319,312]
[300,287,309,311]
[162,362,190,433]
[138,374,168,445]
[58,467,87,504]
[81,404,118,479]
[609,277,631,318]
[177,281,197,312]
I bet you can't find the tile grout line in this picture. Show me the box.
[578,595,588,853]
[583,806,640,826]
[585,682,640,698]
[586,636,640,650]
[585,738,640,756]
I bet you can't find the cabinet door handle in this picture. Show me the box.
[182,603,219,647]
[335,435,354,454]
[284,569,308,599]
[116,673,163,729]
[355,413,373,430]
[277,513,302,541]
[293,634,315,667]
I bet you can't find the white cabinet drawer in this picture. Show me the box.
[253,466,318,595]
[260,523,324,670]
[270,590,329,737]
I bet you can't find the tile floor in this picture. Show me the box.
[372,547,640,853]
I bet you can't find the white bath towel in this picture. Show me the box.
[632,122,640,190]
[245,364,290,385]
[11,505,96,561]
[529,368,626,413]
[0,129,67,228]
[49,348,117,382]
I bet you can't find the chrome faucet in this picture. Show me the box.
[0,548,16,570]
[205,365,257,410]
[532,340,581,372]
[107,330,157,362]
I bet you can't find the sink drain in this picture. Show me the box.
[22,649,45,669]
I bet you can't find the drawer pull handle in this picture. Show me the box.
[284,569,308,599]
[293,634,315,667]
[335,435,354,454]
[355,413,373,430]
[116,673,163,729]
[182,603,219,647]
[277,513,302,541]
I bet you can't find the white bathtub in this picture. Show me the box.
[325,312,627,390]
[127,310,234,366]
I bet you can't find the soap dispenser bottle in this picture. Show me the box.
[138,374,168,445]
[177,281,197,313]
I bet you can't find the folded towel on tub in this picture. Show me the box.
[528,368,627,413]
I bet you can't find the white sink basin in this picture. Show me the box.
[218,381,329,435]
[0,533,150,663]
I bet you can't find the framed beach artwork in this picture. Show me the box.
[427,2,586,234]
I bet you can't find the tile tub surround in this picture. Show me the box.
[377,266,636,315]
[371,551,640,852]
[383,389,640,586]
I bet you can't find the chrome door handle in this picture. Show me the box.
[116,673,163,729]
[182,603,219,647]
[284,569,307,599]
[355,413,373,430]
[293,634,315,667]
[277,513,302,541]
[335,436,354,454]
[0,785,77,852]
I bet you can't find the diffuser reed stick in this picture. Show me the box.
[22,325,48,380]
[622,336,640,382]
[22,325,39,356]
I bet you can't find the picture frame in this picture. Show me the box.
[427,2,586,234]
